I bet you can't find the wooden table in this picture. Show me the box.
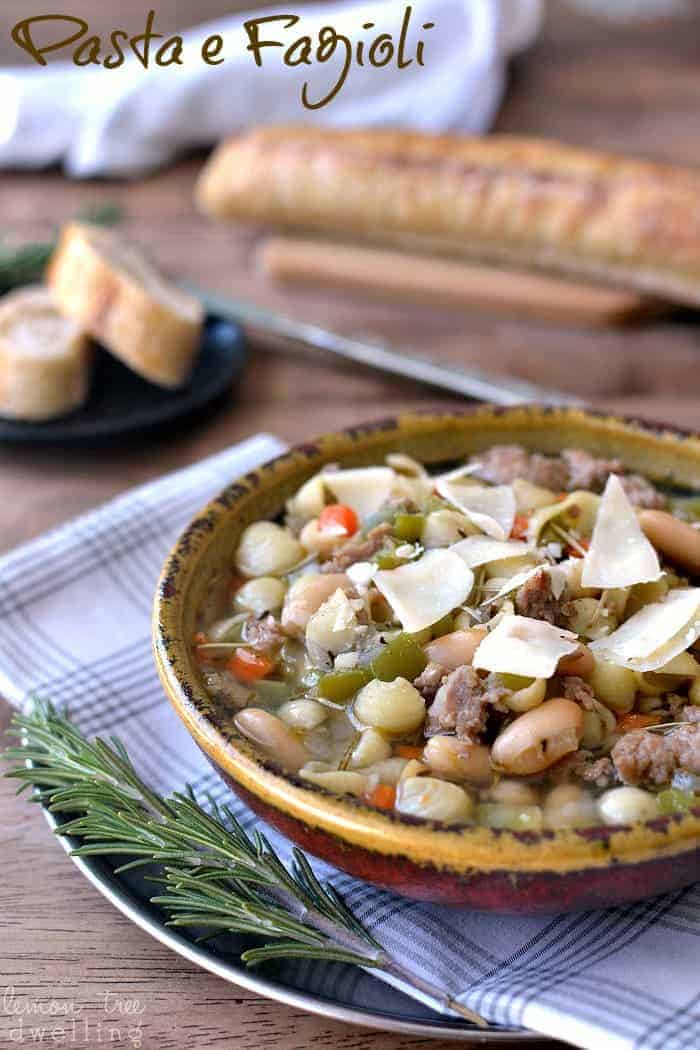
[2,4,700,1048]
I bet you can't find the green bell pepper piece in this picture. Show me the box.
[393,513,426,542]
[317,668,372,703]
[657,788,698,815]
[371,632,428,682]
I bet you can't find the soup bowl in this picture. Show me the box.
[153,405,700,911]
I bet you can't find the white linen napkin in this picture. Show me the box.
[0,0,541,177]
[0,433,697,1050]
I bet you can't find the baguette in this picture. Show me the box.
[0,286,91,421]
[48,223,203,389]
[197,127,700,306]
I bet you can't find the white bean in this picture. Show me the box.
[477,803,543,831]
[277,699,327,731]
[491,698,583,775]
[235,576,287,616]
[639,510,700,576]
[598,786,660,826]
[234,708,309,773]
[488,779,540,806]
[354,677,426,734]
[399,759,430,780]
[347,728,392,769]
[281,573,349,636]
[544,784,597,829]
[396,777,473,824]
[423,629,487,671]
[422,736,492,785]
[235,522,305,577]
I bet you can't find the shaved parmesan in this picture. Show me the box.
[481,563,566,607]
[582,475,661,590]
[473,615,579,679]
[451,535,533,569]
[590,588,700,672]
[374,550,474,634]
[321,467,394,518]
[436,480,516,541]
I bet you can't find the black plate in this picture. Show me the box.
[43,804,540,1045]
[0,316,246,444]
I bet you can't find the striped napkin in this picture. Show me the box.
[0,434,697,1050]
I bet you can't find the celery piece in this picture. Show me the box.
[498,673,535,691]
[393,513,426,542]
[317,668,372,703]
[371,633,428,683]
[657,788,697,815]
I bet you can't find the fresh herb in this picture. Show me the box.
[3,699,486,1028]
[0,202,122,292]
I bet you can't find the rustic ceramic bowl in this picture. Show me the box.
[153,406,700,912]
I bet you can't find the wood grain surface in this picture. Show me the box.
[2,3,700,1048]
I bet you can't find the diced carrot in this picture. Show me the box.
[395,744,424,760]
[365,784,396,811]
[617,713,663,733]
[318,503,359,537]
[227,648,275,682]
[510,514,530,540]
[555,493,568,503]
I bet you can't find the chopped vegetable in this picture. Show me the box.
[319,503,359,536]
[371,633,428,683]
[317,668,373,703]
[393,513,426,542]
[227,649,275,682]
[657,788,697,815]
[617,713,664,732]
[510,514,530,540]
[395,744,424,760]
[365,783,397,810]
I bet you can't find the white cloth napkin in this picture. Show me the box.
[0,0,541,177]
[1,433,697,1050]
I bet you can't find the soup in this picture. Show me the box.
[194,444,700,830]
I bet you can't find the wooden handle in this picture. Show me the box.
[257,237,662,327]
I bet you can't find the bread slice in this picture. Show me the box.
[197,127,700,306]
[0,285,91,421]
[48,223,203,389]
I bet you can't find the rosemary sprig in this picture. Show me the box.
[0,202,122,292]
[3,699,486,1028]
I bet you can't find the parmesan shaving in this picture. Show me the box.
[321,467,394,518]
[473,615,579,679]
[581,475,662,590]
[374,550,474,634]
[435,480,516,541]
[590,588,700,672]
[450,535,533,569]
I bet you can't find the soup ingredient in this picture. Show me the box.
[234,708,309,772]
[427,666,508,740]
[436,480,516,540]
[422,735,492,785]
[543,784,598,829]
[451,534,532,569]
[582,475,662,589]
[395,776,473,824]
[277,699,328,731]
[514,568,568,625]
[347,728,392,769]
[321,522,393,573]
[612,724,700,786]
[306,589,364,664]
[235,521,305,577]
[374,549,474,634]
[227,649,275,683]
[473,615,579,679]
[300,764,368,796]
[364,783,397,810]
[371,633,427,683]
[639,509,700,577]
[476,802,543,831]
[590,588,700,673]
[491,698,584,775]
[354,677,426,733]
[280,573,350,636]
[321,467,394,517]
[503,676,546,713]
[317,667,372,703]
[235,577,287,616]
[557,643,594,678]
[598,786,660,825]
[318,503,359,536]
[423,628,487,671]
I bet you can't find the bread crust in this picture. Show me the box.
[197,128,700,305]
[0,285,91,421]
[48,224,203,389]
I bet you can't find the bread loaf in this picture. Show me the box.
[197,127,700,306]
[0,286,91,421]
[48,223,203,389]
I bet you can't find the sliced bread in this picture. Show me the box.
[0,285,91,421]
[48,223,203,389]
